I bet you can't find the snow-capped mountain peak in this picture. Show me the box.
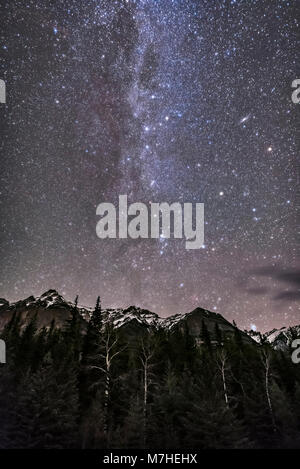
[0,290,298,349]
[38,289,66,307]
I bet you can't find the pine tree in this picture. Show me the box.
[31,327,47,372]
[80,296,103,408]
[63,308,82,363]
[15,314,37,374]
[1,311,22,362]
[113,395,144,449]
[82,296,102,362]
[149,365,187,448]
[0,365,17,448]
[201,319,211,348]
[12,361,79,449]
[91,296,102,330]
[182,378,250,449]
[270,381,298,447]
[215,323,223,346]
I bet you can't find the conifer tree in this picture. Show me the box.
[15,314,37,373]
[12,361,79,449]
[182,378,250,449]
[215,322,223,346]
[80,296,103,408]
[91,296,102,330]
[114,395,144,449]
[201,319,211,348]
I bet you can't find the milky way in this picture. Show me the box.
[0,0,299,331]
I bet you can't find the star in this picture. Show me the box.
[239,114,251,124]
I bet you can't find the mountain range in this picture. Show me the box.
[0,289,298,350]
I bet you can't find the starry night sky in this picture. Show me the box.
[0,0,299,331]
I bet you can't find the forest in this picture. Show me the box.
[0,297,299,449]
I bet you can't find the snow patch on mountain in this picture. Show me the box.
[4,291,300,345]
[246,325,300,350]
[266,325,300,350]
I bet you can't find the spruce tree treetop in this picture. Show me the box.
[90,296,102,331]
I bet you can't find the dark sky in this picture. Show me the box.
[0,0,299,331]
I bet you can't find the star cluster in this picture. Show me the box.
[0,0,299,330]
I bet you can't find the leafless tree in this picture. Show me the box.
[216,349,230,408]
[261,348,276,432]
[88,324,126,444]
[139,335,157,447]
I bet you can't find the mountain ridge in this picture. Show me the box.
[0,289,298,349]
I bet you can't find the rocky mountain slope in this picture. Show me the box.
[248,325,300,350]
[0,290,297,347]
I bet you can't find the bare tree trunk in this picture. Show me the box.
[217,350,229,408]
[103,364,110,442]
[88,326,126,448]
[231,371,246,397]
[261,349,276,432]
[221,362,229,407]
[140,339,155,448]
[143,363,148,448]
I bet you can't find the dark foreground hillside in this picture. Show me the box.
[0,293,299,449]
